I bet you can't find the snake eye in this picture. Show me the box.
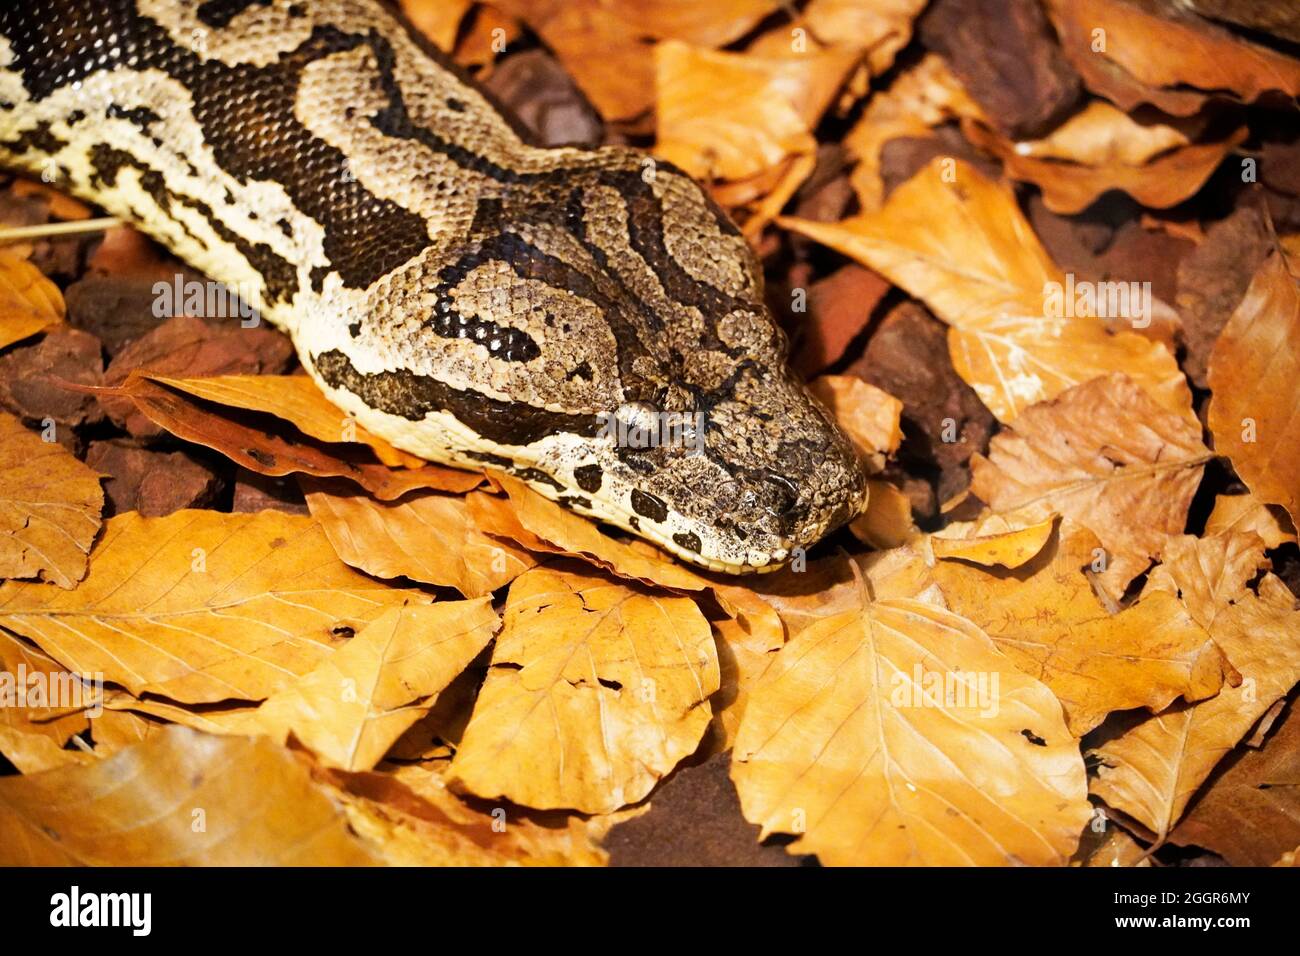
[761,471,800,518]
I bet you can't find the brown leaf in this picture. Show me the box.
[0,248,64,350]
[731,596,1091,865]
[250,599,500,771]
[653,40,860,184]
[917,0,1081,138]
[966,118,1246,215]
[781,160,1192,423]
[1207,251,1300,528]
[96,375,479,501]
[970,373,1211,596]
[1045,0,1300,106]
[303,480,536,598]
[807,375,902,474]
[1205,493,1297,550]
[1170,700,1300,866]
[1175,206,1272,388]
[326,763,608,866]
[848,478,916,549]
[101,316,294,436]
[150,374,426,468]
[1090,533,1300,838]
[0,726,379,865]
[929,507,1057,569]
[491,0,783,121]
[844,53,986,212]
[0,410,103,589]
[447,562,719,813]
[932,523,1234,736]
[1008,101,1202,166]
[0,509,431,703]
[708,585,786,752]
[800,0,927,76]
[0,629,93,773]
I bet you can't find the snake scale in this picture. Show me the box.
[0,0,867,573]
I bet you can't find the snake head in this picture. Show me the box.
[575,364,870,573]
[312,150,868,574]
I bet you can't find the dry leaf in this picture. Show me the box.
[1170,701,1300,866]
[966,119,1246,215]
[929,508,1057,569]
[10,178,93,221]
[780,160,1192,423]
[1091,533,1300,838]
[491,0,782,121]
[1081,826,1152,867]
[447,562,719,813]
[932,524,1233,736]
[0,249,64,350]
[807,375,902,473]
[844,53,986,211]
[469,475,707,592]
[251,600,499,771]
[1205,493,1296,550]
[654,40,860,184]
[0,410,103,589]
[848,478,916,550]
[0,726,379,864]
[98,375,479,501]
[1207,252,1300,528]
[0,509,430,704]
[970,373,1211,596]
[1010,101,1200,166]
[149,374,426,468]
[708,584,785,752]
[801,0,928,75]
[0,629,93,773]
[399,0,472,50]
[731,597,1090,865]
[1045,0,1300,106]
[303,480,536,598]
[328,763,607,866]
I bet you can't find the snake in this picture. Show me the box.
[0,0,868,574]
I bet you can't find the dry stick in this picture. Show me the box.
[0,217,119,244]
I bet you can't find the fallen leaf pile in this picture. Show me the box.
[0,0,1298,868]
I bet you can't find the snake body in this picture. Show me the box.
[0,0,867,573]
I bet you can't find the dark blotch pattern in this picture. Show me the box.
[573,463,603,493]
[630,489,668,524]
[313,348,602,447]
